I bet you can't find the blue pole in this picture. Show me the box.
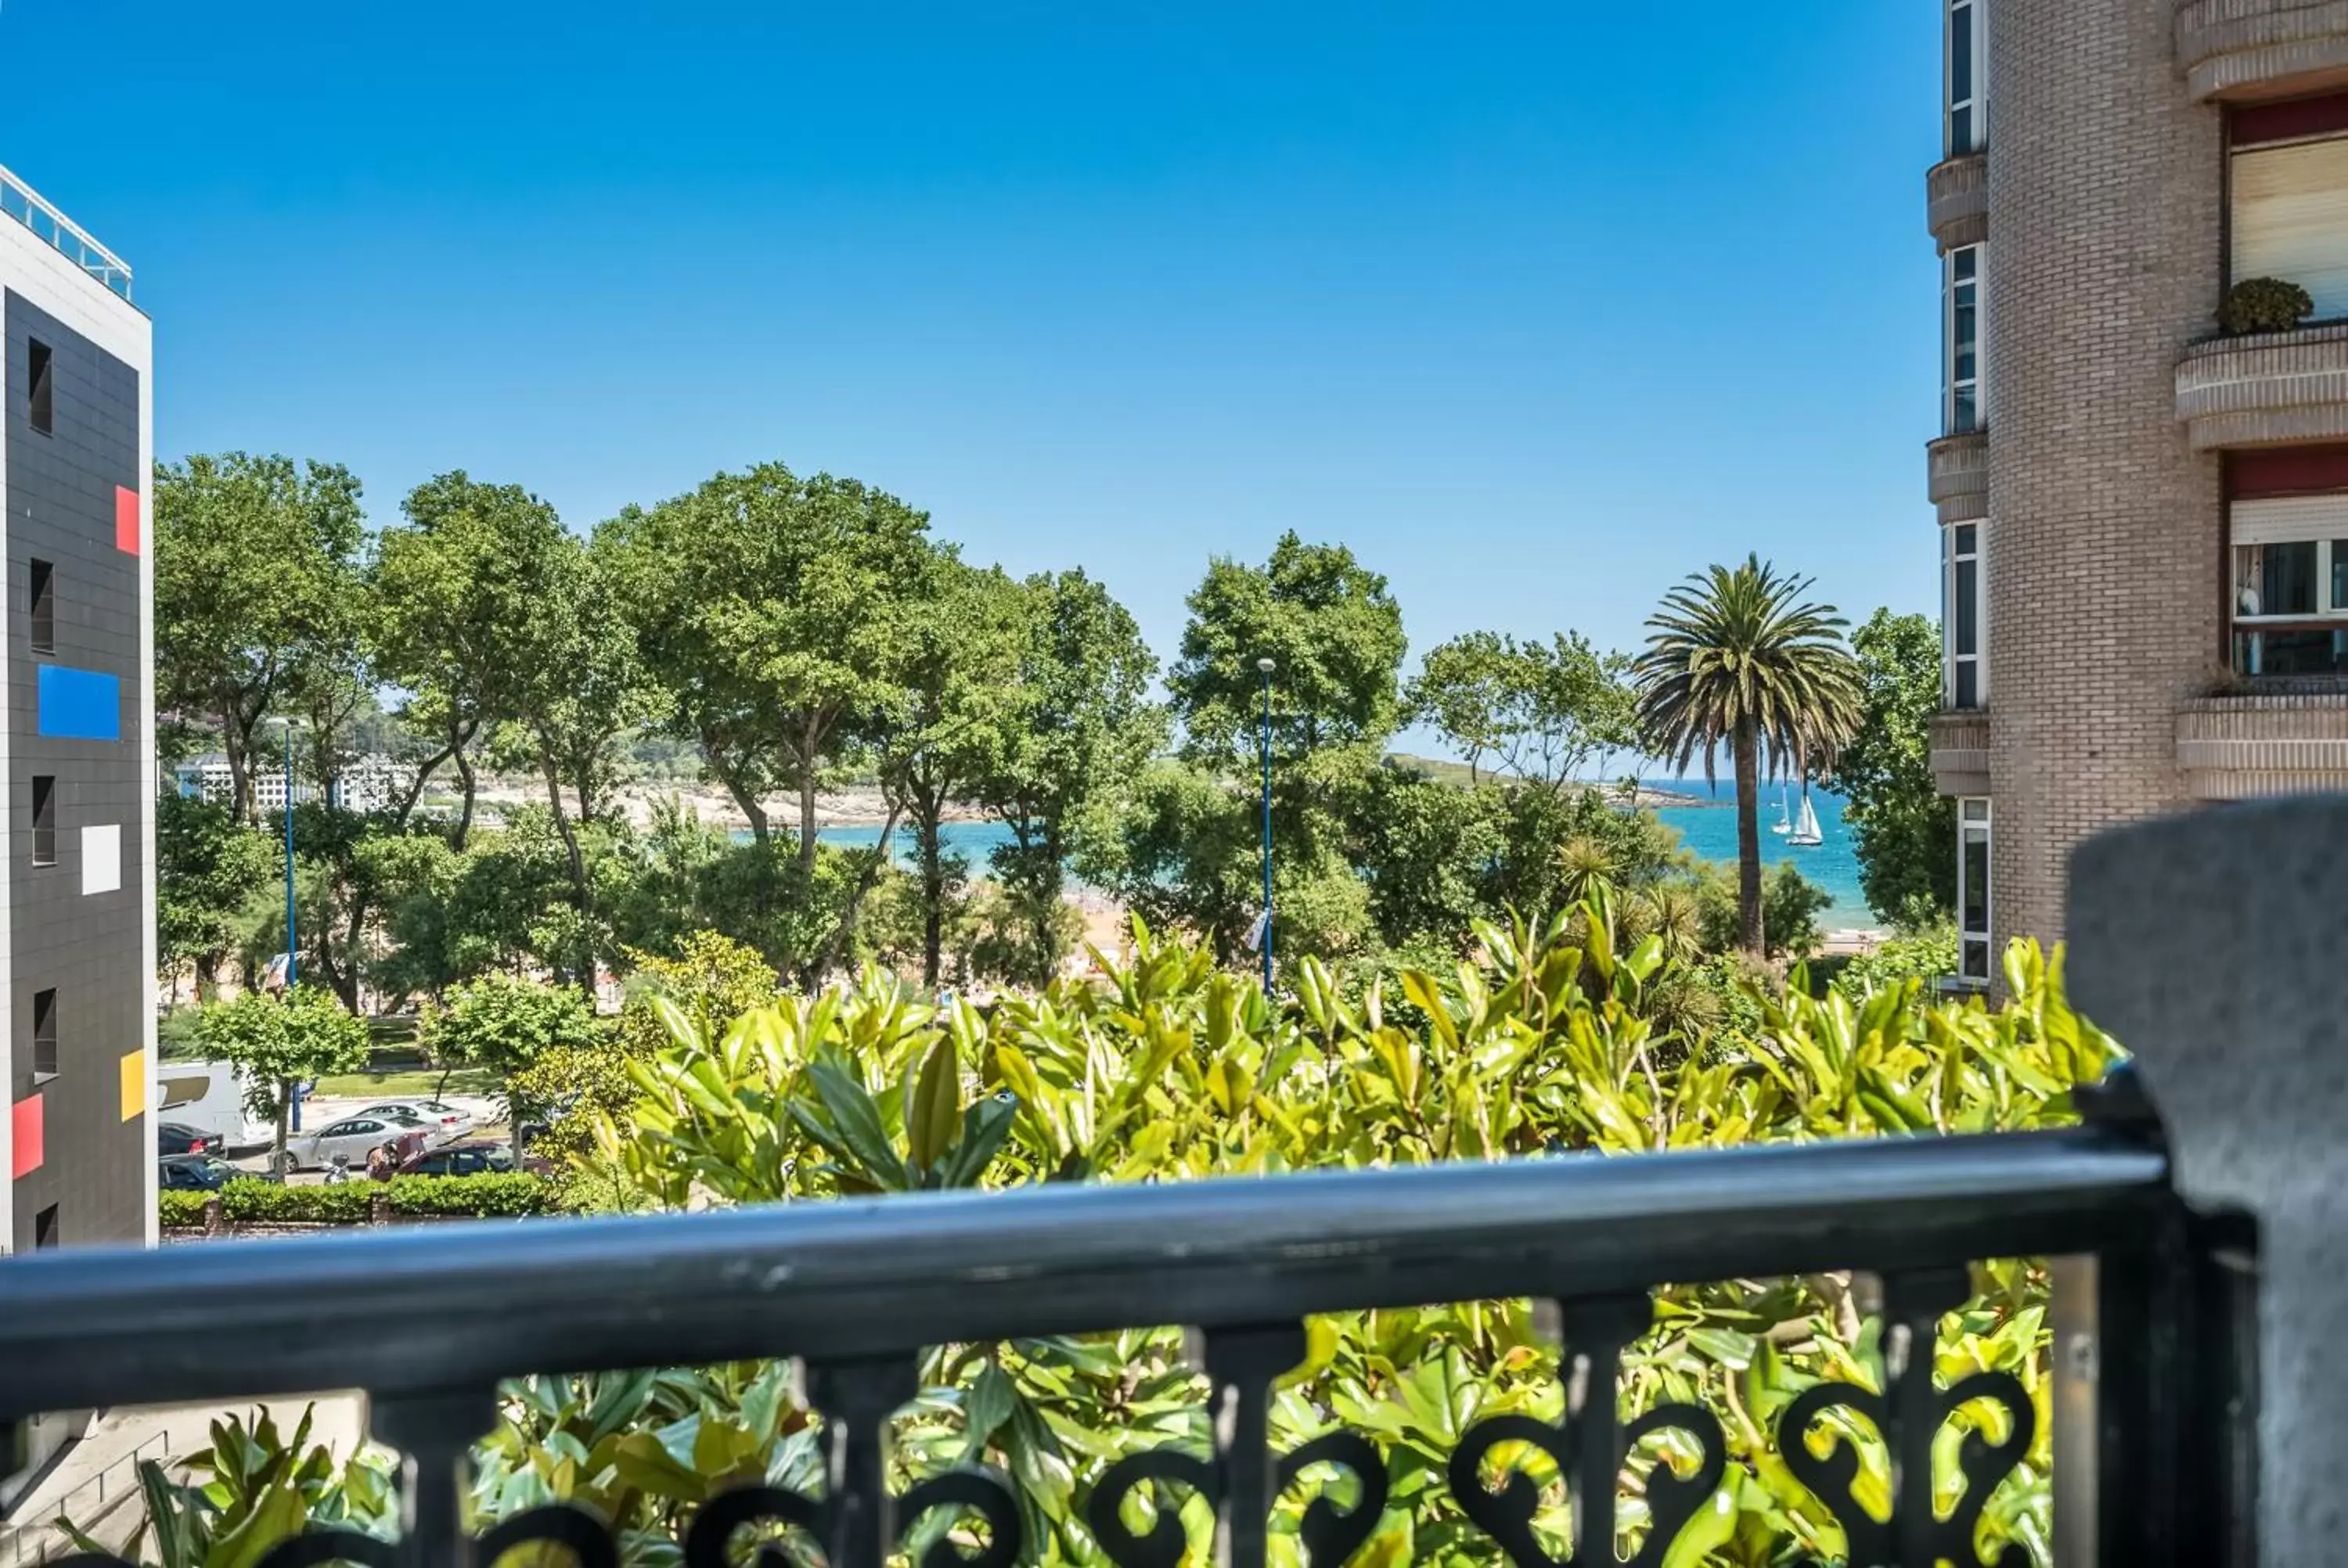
[1259,661,1273,994]
[283,722,297,991]
[284,723,301,1136]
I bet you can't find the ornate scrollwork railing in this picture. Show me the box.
[0,1095,2251,1567]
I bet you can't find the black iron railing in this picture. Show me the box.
[0,1079,2251,1568]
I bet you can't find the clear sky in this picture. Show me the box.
[1,1,1940,692]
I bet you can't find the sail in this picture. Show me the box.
[1790,793,1823,846]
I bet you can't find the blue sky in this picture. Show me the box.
[1,1,1939,694]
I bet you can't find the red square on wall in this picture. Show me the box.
[115,486,139,556]
[10,1094,41,1178]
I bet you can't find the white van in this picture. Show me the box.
[153,1060,271,1156]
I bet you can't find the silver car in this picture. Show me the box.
[353,1099,477,1139]
[293,1111,438,1171]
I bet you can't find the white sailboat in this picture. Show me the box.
[1770,786,1792,836]
[1788,784,1824,847]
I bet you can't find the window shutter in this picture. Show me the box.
[2233,139,2348,318]
[2234,494,2348,545]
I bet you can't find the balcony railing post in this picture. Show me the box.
[2065,793,2348,1567]
[369,1387,495,1568]
[1193,1323,1305,1568]
[806,1357,920,1568]
[2049,1255,2098,1568]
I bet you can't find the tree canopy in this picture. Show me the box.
[1835,609,1956,926]
[155,454,366,821]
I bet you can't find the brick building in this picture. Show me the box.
[0,163,151,1503]
[1924,0,2348,980]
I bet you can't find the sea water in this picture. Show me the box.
[789,778,1878,936]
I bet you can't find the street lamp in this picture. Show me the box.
[1256,658,1275,994]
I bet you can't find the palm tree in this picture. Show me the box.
[1632,556,1862,957]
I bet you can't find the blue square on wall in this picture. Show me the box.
[38,665,121,741]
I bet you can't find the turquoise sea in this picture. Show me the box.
[799,776,1877,935]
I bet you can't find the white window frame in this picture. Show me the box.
[1946,0,1986,157]
[1958,797,1993,985]
[1943,520,1986,710]
[1943,245,1983,436]
[2229,496,2348,675]
[2231,541,2348,625]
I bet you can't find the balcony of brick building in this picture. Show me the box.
[2177,321,2348,448]
[1928,709,1992,797]
[1925,152,1986,253]
[2177,687,2348,797]
[2178,0,2348,102]
[1926,430,1988,525]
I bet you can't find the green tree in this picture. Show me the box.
[600,464,933,866]
[371,471,547,842]
[421,973,603,1113]
[1407,631,1637,790]
[1836,608,1957,922]
[158,794,283,1005]
[874,556,1027,987]
[1694,859,1835,960]
[1633,556,1864,957]
[500,523,654,976]
[1170,531,1406,771]
[1107,534,1405,968]
[189,987,370,1171]
[154,455,366,822]
[974,570,1164,985]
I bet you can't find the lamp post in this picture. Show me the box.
[271,716,306,1141]
[271,717,304,991]
[1256,658,1276,994]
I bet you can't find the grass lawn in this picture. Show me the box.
[310,1066,498,1099]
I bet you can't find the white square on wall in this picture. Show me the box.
[82,823,121,895]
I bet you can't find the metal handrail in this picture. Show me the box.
[0,164,133,302]
[0,1430,169,1566]
[0,1124,2170,1422]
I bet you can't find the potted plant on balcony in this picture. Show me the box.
[2221,276,2315,335]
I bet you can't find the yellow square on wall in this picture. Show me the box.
[119,1050,144,1123]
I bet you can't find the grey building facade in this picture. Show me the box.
[0,162,153,1507]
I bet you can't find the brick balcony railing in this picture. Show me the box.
[1925,153,1986,253]
[1929,708,1991,796]
[2177,0,2348,100]
[1927,430,1988,525]
[2176,320,2348,448]
[2177,687,2348,798]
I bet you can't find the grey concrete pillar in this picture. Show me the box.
[2068,794,2348,1563]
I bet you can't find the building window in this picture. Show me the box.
[34,1205,59,1250]
[32,988,56,1081]
[1944,246,1982,435]
[1946,0,1986,156]
[31,775,55,867]
[2230,93,2348,322]
[1959,798,1993,984]
[27,339,52,435]
[1943,522,1984,708]
[28,559,53,655]
[2231,494,2348,676]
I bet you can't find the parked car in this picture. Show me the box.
[352,1099,476,1139]
[158,1153,235,1191]
[291,1111,437,1171]
[156,1121,221,1157]
[396,1140,547,1177]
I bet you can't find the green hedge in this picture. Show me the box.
[160,1173,558,1228]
